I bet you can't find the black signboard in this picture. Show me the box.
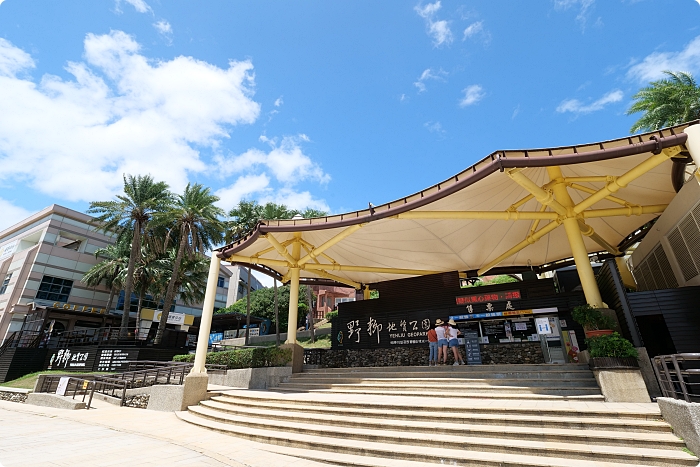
[46,348,97,371]
[456,290,521,305]
[462,330,482,365]
[96,349,139,372]
[335,308,436,349]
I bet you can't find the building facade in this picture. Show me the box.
[0,205,265,342]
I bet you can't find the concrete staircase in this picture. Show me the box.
[177,364,700,467]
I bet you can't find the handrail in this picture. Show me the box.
[37,375,128,409]
[652,353,700,403]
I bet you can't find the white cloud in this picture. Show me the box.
[153,20,173,45]
[0,31,262,202]
[459,85,485,107]
[216,135,329,186]
[0,198,32,233]
[115,0,152,14]
[414,2,453,47]
[556,89,623,113]
[214,173,270,210]
[0,1,6,7]
[627,36,700,83]
[424,121,446,136]
[260,188,329,213]
[0,38,34,77]
[553,0,596,30]
[462,21,483,39]
[413,68,447,93]
[274,96,283,107]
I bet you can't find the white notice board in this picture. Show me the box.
[535,317,552,335]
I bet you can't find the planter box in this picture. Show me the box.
[584,329,614,338]
[589,357,639,369]
[207,366,292,389]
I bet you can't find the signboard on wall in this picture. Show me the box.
[335,308,434,349]
[463,330,482,365]
[536,317,552,335]
[456,290,521,305]
[96,349,139,372]
[46,348,96,370]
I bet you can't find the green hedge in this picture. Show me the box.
[587,332,638,358]
[173,347,292,369]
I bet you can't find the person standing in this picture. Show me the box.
[447,319,465,365]
[427,324,438,367]
[434,319,449,364]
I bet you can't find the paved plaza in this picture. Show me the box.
[0,400,328,467]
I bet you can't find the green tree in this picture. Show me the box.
[88,175,172,332]
[627,71,700,132]
[225,200,328,243]
[82,239,130,314]
[215,285,312,332]
[154,183,224,344]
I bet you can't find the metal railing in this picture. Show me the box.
[55,327,137,348]
[653,353,700,403]
[37,375,127,409]
[0,330,43,357]
[36,361,227,408]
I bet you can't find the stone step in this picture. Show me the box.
[211,394,671,432]
[302,364,592,373]
[178,409,697,467]
[262,444,688,467]
[199,399,683,448]
[275,385,606,400]
[297,372,599,381]
[214,390,661,421]
[278,381,602,393]
[289,376,600,387]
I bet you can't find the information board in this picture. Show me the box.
[462,330,482,365]
[96,349,139,372]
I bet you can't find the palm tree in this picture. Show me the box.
[627,71,700,132]
[153,183,224,344]
[82,239,130,314]
[225,200,327,243]
[88,174,172,333]
[130,245,164,338]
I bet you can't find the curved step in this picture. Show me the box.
[178,409,697,467]
[288,377,600,387]
[210,394,671,433]
[278,382,602,394]
[198,399,683,448]
[215,390,659,420]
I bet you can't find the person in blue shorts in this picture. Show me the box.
[434,319,449,364]
[447,319,465,365]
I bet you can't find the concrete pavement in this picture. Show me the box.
[0,399,330,467]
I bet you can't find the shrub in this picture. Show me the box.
[172,347,292,369]
[325,311,338,322]
[572,304,615,331]
[587,332,638,358]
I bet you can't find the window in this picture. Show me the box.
[0,273,11,295]
[334,297,355,307]
[217,277,225,288]
[35,275,73,303]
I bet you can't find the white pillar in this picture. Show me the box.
[286,267,300,344]
[683,125,700,184]
[191,254,221,374]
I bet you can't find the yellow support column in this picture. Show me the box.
[192,254,221,374]
[285,234,302,344]
[363,285,370,300]
[547,167,604,308]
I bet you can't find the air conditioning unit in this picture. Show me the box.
[629,180,700,290]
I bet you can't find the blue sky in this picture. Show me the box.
[2,0,700,233]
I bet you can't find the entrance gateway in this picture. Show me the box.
[186,122,700,374]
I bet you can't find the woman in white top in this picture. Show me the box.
[434,319,449,364]
[447,319,465,365]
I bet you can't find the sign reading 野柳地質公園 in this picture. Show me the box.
[455,290,521,305]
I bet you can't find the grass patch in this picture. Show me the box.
[298,333,331,349]
[682,447,696,457]
[0,371,111,390]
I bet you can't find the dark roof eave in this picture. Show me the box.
[217,129,691,259]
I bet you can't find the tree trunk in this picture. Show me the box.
[274,279,280,347]
[244,265,251,346]
[154,230,187,345]
[121,222,142,336]
[105,287,115,315]
[135,289,144,340]
[307,285,315,344]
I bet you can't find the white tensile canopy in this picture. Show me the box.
[217,123,698,290]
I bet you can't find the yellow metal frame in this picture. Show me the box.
[220,145,683,310]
